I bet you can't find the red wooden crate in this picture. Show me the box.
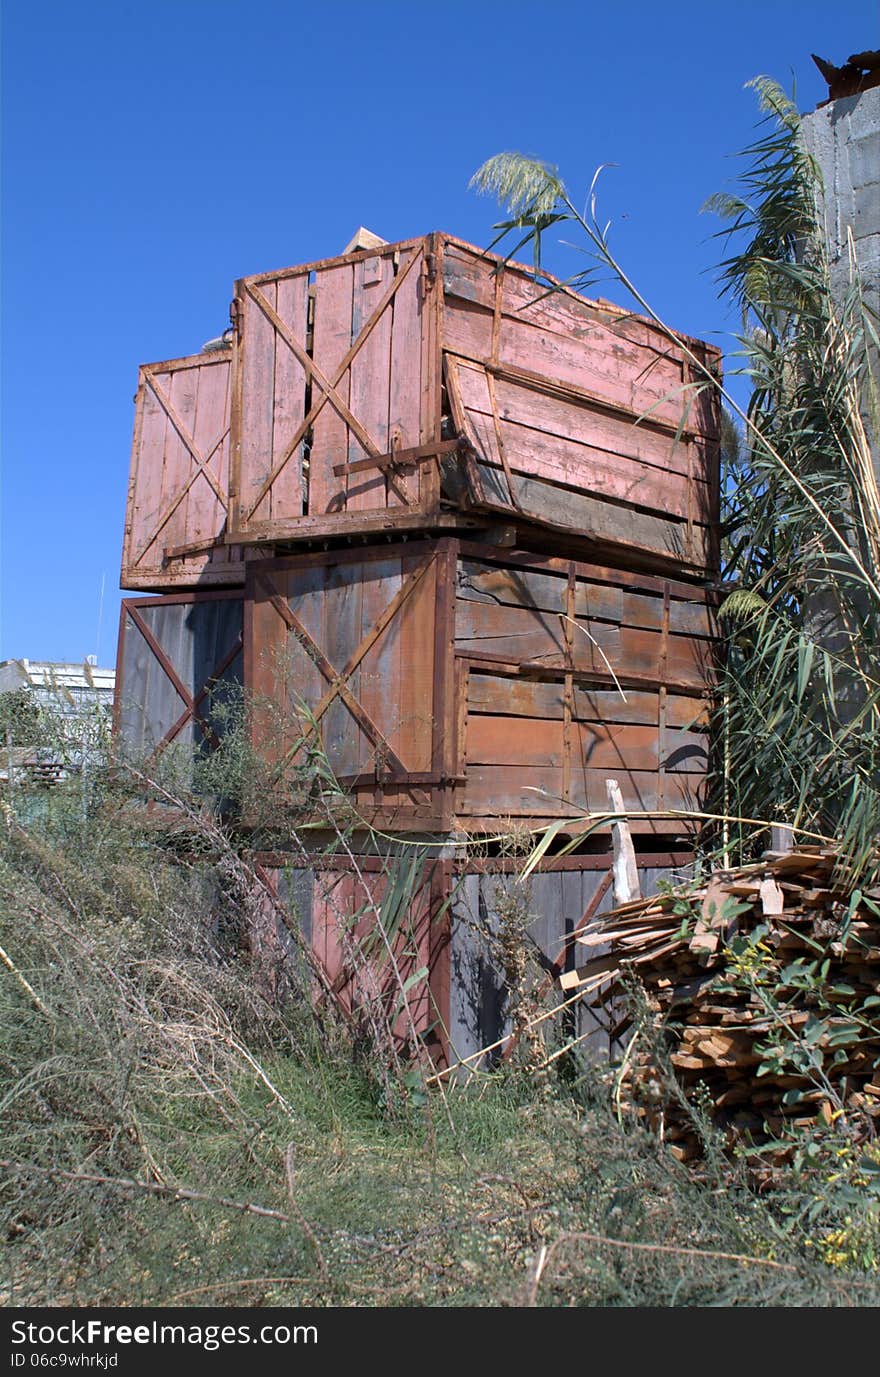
[245,537,714,836]
[122,234,720,589]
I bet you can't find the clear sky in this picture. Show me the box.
[1,0,874,665]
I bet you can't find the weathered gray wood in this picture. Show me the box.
[466,672,705,731]
[322,562,364,777]
[117,599,243,762]
[472,462,706,567]
[448,874,505,1065]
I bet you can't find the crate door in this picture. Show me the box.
[115,594,243,766]
[231,240,437,536]
[248,549,440,805]
[122,353,236,589]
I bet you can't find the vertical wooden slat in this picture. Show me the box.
[269,274,309,521]
[396,550,436,772]
[563,564,575,806]
[241,279,278,527]
[431,541,457,827]
[322,562,364,777]
[358,556,402,775]
[421,234,444,511]
[121,376,147,577]
[130,371,169,568]
[346,253,394,510]
[658,582,671,812]
[388,245,424,505]
[186,358,229,548]
[163,368,200,565]
[309,262,354,514]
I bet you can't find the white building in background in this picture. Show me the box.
[0,657,116,715]
[0,657,116,786]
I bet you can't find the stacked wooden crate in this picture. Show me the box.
[115,232,721,1066]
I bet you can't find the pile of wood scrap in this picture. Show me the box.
[560,847,880,1161]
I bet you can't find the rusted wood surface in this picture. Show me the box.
[456,454,711,571]
[440,240,719,572]
[234,274,309,529]
[121,353,237,590]
[455,594,711,688]
[269,859,437,1042]
[466,673,706,729]
[441,242,718,437]
[458,763,701,827]
[124,232,719,582]
[464,716,706,774]
[242,537,713,832]
[231,243,428,534]
[447,857,689,1066]
[247,547,439,794]
[115,592,243,763]
[449,354,710,512]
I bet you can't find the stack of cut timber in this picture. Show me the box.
[560,847,880,1162]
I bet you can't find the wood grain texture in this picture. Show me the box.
[247,549,439,798]
[346,253,394,510]
[122,354,234,590]
[442,243,710,436]
[451,355,709,515]
[116,594,243,766]
[309,261,354,514]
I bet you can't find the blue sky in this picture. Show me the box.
[1,0,874,665]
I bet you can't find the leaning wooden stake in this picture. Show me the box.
[607,778,641,905]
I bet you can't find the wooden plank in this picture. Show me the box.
[395,552,436,772]
[470,461,708,569]
[463,361,701,479]
[358,557,403,774]
[240,277,278,525]
[388,245,425,498]
[127,368,169,575]
[456,540,711,603]
[242,236,426,288]
[462,399,713,527]
[308,260,354,514]
[458,560,624,625]
[346,252,395,510]
[465,715,706,773]
[332,438,458,477]
[268,273,309,521]
[321,562,364,778]
[186,356,230,550]
[442,244,708,435]
[453,358,707,516]
[460,763,701,822]
[420,234,444,511]
[455,596,618,669]
[465,672,706,729]
[262,582,410,778]
[139,366,198,565]
[226,509,491,545]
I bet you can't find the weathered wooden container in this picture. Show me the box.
[121,352,253,590]
[114,590,243,759]
[245,536,713,835]
[121,234,720,589]
[255,847,692,1068]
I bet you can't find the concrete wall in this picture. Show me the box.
[802,86,879,470]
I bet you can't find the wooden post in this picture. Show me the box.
[770,824,795,855]
[607,778,641,905]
